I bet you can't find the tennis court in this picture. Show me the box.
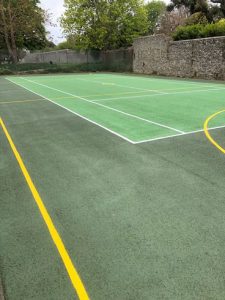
[6,73,225,143]
[0,73,225,300]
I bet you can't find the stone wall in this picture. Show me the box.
[22,49,103,64]
[21,48,133,71]
[103,48,133,71]
[133,34,225,80]
[0,49,26,63]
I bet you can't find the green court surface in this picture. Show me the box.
[6,74,225,143]
[0,73,225,300]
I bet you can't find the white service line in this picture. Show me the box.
[75,77,167,95]
[18,77,184,134]
[93,87,225,102]
[5,77,225,146]
[134,124,225,144]
[94,74,225,89]
[6,78,136,144]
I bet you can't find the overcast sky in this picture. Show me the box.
[40,0,65,44]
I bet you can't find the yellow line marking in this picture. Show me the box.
[0,118,90,300]
[204,109,225,154]
[0,99,44,105]
[0,86,203,104]
[1,86,202,104]
[101,83,115,86]
[0,96,73,105]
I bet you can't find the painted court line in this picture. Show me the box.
[0,99,44,105]
[204,110,225,154]
[0,96,82,105]
[84,89,159,98]
[18,77,184,134]
[0,90,17,93]
[93,87,225,102]
[134,124,225,144]
[6,77,224,145]
[0,118,90,300]
[75,77,167,95]
[96,74,225,89]
[6,78,136,144]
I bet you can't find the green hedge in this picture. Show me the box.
[173,19,225,41]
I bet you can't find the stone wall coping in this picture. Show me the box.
[134,34,225,44]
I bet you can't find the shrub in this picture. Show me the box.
[185,12,208,26]
[173,19,225,40]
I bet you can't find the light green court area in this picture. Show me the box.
[0,74,225,300]
[7,73,225,143]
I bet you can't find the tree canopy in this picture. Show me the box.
[167,0,208,15]
[61,0,148,50]
[167,0,225,22]
[211,0,225,16]
[0,0,49,62]
[145,1,166,34]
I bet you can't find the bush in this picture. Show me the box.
[0,69,13,75]
[173,19,225,40]
[185,12,208,26]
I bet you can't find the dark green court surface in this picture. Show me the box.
[0,73,225,300]
[0,278,5,300]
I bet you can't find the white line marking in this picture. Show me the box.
[6,78,136,144]
[22,73,225,90]
[102,83,115,86]
[92,87,225,102]
[7,76,224,145]
[94,74,225,89]
[134,124,225,144]
[18,77,184,134]
[75,77,167,95]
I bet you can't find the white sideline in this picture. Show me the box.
[6,78,136,144]
[18,77,184,134]
[6,77,225,145]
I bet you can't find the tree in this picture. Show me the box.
[211,0,225,16]
[56,36,77,50]
[0,0,48,62]
[167,0,225,23]
[185,11,208,25]
[145,0,166,34]
[167,0,208,15]
[157,6,189,35]
[61,0,148,50]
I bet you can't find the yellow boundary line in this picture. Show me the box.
[0,118,90,300]
[0,85,202,105]
[204,110,225,154]
[0,99,44,105]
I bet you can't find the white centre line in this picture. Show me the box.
[17,77,185,134]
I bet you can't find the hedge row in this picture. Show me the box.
[173,19,225,41]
